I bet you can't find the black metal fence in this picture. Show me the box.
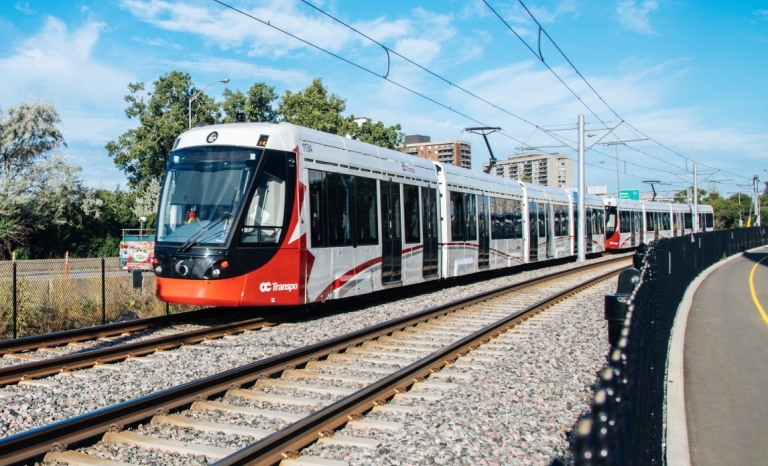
[572,227,768,465]
[0,258,194,340]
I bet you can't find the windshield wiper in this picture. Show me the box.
[177,214,231,253]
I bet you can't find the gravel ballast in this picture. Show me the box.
[0,256,624,445]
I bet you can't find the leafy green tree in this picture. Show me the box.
[221,83,278,123]
[0,99,92,256]
[106,71,220,189]
[278,78,347,134]
[343,116,403,150]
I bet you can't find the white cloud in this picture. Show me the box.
[166,57,309,85]
[0,17,137,188]
[616,0,659,35]
[754,9,768,21]
[131,36,183,49]
[15,2,36,14]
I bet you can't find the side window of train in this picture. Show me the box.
[354,177,378,245]
[308,170,325,247]
[240,151,287,245]
[512,199,523,239]
[490,197,504,239]
[684,213,692,230]
[707,213,714,228]
[466,194,478,241]
[450,191,465,241]
[326,173,352,246]
[561,205,570,236]
[403,185,420,244]
[554,207,561,236]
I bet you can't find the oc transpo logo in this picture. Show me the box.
[259,282,298,292]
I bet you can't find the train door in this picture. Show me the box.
[546,203,555,259]
[630,211,637,247]
[586,208,594,253]
[529,201,539,261]
[478,195,490,269]
[421,187,438,277]
[380,180,402,285]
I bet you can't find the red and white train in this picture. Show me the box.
[152,122,714,307]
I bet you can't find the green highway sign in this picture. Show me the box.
[619,189,640,200]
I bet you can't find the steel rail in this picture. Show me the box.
[214,267,624,466]
[0,306,232,355]
[0,315,275,386]
[0,256,629,465]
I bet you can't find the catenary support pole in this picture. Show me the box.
[101,257,106,325]
[755,175,762,227]
[12,260,17,339]
[577,114,586,263]
[693,163,698,232]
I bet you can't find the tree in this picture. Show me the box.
[221,83,278,123]
[343,117,403,150]
[106,71,220,189]
[0,99,91,256]
[278,78,347,134]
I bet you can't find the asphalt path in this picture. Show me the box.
[685,247,768,465]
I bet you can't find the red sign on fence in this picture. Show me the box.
[119,241,154,270]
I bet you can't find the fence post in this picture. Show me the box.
[64,251,69,279]
[166,302,170,316]
[101,257,106,325]
[12,259,17,340]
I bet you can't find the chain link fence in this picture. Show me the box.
[0,258,195,340]
[571,226,768,465]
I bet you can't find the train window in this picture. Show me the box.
[403,185,420,244]
[619,210,627,233]
[355,177,378,245]
[538,204,547,240]
[308,170,325,247]
[504,199,515,239]
[605,206,617,235]
[512,200,523,239]
[240,151,287,244]
[684,213,692,230]
[664,213,671,230]
[491,197,504,239]
[450,191,465,241]
[326,174,352,246]
[560,206,569,236]
[707,213,714,228]
[466,194,477,241]
[645,212,653,231]
[529,202,538,238]
[554,208,561,236]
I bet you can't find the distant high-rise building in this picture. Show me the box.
[403,135,472,169]
[484,152,574,188]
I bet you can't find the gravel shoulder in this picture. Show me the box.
[0,256,623,441]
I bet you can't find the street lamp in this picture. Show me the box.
[189,78,229,129]
[139,216,147,241]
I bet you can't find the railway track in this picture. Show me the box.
[0,256,629,465]
[0,253,618,386]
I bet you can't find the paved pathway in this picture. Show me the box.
[685,247,768,465]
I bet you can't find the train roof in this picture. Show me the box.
[438,162,524,197]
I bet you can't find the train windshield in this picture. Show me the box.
[156,146,264,246]
[605,206,618,235]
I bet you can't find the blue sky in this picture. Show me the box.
[2,0,767,198]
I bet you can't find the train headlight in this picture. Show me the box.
[211,268,221,278]
[154,265,163,274]
[175,261,189,276]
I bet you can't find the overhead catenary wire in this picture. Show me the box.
[210,0,534,150]
[294,0,688,180]
[482,0,752,183]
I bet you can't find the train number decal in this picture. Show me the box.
[301,143,313,153]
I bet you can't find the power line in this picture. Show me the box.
[482,0,752,183]
[209,0,531,149]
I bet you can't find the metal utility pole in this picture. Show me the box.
[577,115,585,263]
[754,175,761,227]
[598,139,647,197]
[693,163,698,232]
[464,127,501,174]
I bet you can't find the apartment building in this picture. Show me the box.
[403,135,472,169]
[483,152,574,188]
